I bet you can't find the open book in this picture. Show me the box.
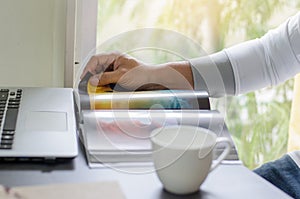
[79,109,239,167]
[76,77,238,167]
[76,72,210,110]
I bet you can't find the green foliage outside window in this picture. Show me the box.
[98,0,300,169]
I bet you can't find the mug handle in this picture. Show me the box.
[210,137,232,171]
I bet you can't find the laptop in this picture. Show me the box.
[0,87,78,162]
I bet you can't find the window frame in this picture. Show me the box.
[65,0,98,87]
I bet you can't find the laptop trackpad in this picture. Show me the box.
[25,111,67,131]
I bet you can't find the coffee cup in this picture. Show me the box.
[150,125,231,195]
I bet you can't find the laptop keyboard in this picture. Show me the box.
[0,89,22,150]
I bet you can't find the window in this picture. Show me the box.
[76,0,300,169]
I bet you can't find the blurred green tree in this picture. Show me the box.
[98,0,299,168]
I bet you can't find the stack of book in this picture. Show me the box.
[80,109,239,168]
[76,88,238,167]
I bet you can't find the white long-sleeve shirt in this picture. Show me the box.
[226,12,300,95]
[190,12,300,167]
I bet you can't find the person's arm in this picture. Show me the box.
[189,51,235,97]
[81,53,195,91]
[81,12,300,95]
[225,23,300,95]
[191,12,300,97]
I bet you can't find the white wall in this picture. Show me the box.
[0,0,67,87]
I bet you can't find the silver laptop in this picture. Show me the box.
[0,87,78,162]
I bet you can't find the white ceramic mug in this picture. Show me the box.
[151,125,231,195]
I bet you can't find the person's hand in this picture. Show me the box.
[81,52,163,90]
[80,52,194,91]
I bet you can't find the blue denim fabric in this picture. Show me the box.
[254,154,300,199]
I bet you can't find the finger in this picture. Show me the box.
[113,54,125,70]
[89,71,120,86]
[80,53,119,79]
[98,71,121,86]
[89,74,101,86]
[80,56,100,79]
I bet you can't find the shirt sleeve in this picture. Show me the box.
[288,151,300,168]
[225,12,300,95]
[189,51,235,97]
[190,12,300,97]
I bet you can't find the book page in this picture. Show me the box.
[95,114,178,150]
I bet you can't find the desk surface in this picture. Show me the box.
[0,143,292,199]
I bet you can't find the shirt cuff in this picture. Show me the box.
[288,151,300,168]
[189,51,235,97]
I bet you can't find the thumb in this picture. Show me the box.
[98,71,119,86]
[89,71,120,86]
